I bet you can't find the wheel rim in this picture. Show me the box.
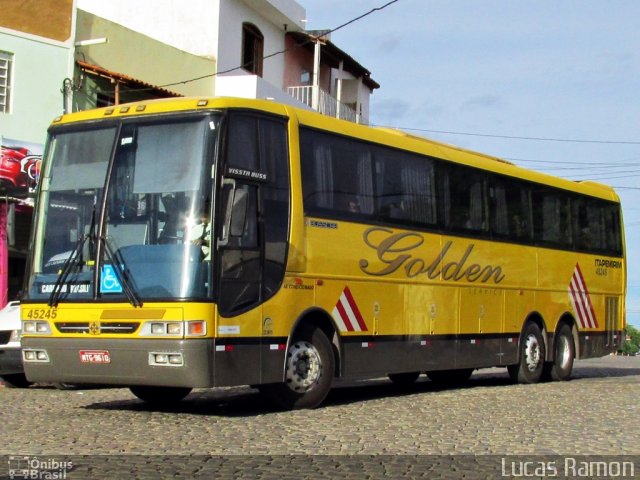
[524,334,541,372]
[285,340,322,392]
[557,335,571,369]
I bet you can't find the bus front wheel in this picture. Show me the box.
[508,322,546,384]
[260,325,334,409]
[129,386,192,404]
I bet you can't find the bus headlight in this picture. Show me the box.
[150,323,166,335]
[23,321,51,334]
[149,352,183,366]
[141,321,183,336]
[23,349,50,362]
[166,323,182,335]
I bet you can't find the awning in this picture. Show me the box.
[76,60,183,102]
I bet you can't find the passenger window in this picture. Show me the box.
[533,188,572,247]
[441,164,486,233]
[375,149,437,226]
[300,129,374,217]
[226,115,259,170]
[488,177,532,241]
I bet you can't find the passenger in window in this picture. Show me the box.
[511,214,524,238]
[348,200,360,213]
[186,205,211,260]
[388,201,405,219]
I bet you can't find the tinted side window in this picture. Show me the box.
[440,164,486,234]
[573,196,600,251]
[488,176,533,241]
[533,187,572,248]
[602,204,622,255]
[374,147,437,226]
[301,129,373,216]
[259,118,290,298]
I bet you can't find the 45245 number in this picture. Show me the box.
[24,308,58,320]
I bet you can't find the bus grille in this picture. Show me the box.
[55,322,140,334]
[55,323,90,333]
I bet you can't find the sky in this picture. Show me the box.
[302,0,640,328]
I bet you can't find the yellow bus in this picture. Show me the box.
[22,97,626,409]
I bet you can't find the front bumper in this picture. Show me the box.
[22,337,214,388]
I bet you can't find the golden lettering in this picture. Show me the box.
[359,227,505,284]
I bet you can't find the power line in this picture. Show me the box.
[379,125,640,145]
[534,165,640,172]
[507,157,640,167]
[570,173,640,181]
[118,1,401,91]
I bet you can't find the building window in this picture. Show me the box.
[0,51,14,114]
[242,23,264,77]
[97,92,115,107]
[300,69,310,85]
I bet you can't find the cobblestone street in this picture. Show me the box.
[1,355,638,478]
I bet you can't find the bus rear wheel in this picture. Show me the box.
[545,324,575,381]
[260,325,334,410]
[129,386,192,404]
[508,322,546,384]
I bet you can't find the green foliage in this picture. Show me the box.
[620,324,640,356]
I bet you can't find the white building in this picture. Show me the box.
[77,0,378,122]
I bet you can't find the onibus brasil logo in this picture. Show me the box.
[8,456,73,479]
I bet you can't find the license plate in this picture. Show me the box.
[79,350,111,364]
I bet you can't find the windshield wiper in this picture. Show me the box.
[47,234,90,307]
[49,201,99,307]
[101,236,143,307]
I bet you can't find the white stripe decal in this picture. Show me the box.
[332,305,349,332]
[332,287,368,333]
[568,263,598,329]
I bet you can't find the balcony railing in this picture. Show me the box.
[287,86,364,124]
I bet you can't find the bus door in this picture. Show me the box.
[214,112,290,386]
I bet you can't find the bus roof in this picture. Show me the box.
[50,96,620,204]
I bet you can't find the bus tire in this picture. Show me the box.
[426,368,473,385]
[388,372,420,385]
[1,373,32,388]
[129,386,192,404]
[548,324,575,381]
[509,322,546,384]
[261,325,334,410]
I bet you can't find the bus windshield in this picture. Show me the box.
[27,115,218,303]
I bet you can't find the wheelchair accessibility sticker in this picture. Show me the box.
[101,265,123,293]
